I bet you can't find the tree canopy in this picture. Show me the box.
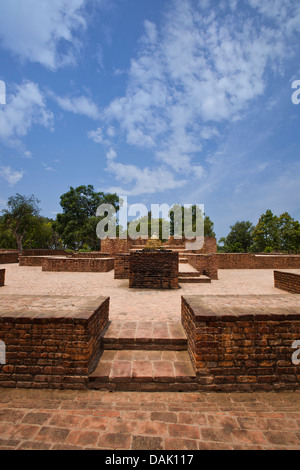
[54,185,119,250]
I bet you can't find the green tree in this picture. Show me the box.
[219,221,254,253]
[169,205,216,238]
[252,210,280,253]
[55,185,119,250]
[278,212,300,253]
[1,194,41,253]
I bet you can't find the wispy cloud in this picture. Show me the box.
[50,93,100,119]
[0,166,24,186]
[89,0,300,196]
[0,81,53,146]
[0,0,89,70]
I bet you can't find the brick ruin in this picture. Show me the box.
[0,269,5,287]
[274,271,300,294]
[42,257,114,273]
[129,252,179,289]
[182,295,300,392]
[0,296,109,390]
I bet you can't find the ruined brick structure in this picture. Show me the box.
[0,252,19,264]
[42,257,114,273]
[0,296,109,390]
[217,253,300,269]
[182,295,300,392]
[129,252,179,289]
[274,271,300,294]
[184,254,218,280]
[0,269,5,287]
[114,253,130,280]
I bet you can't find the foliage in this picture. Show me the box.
[219,221,254,253]
[54,185,119,250]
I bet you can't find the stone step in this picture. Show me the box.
[179,272,201,278]
[179,275,211,284]
[89,349,197,391]
[102,321,187,350]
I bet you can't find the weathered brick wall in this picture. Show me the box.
[0,269,5,287]
[114,253,130,279]
[129,252,179,289]
[182,296,300,392]
[0,252,19,264]
[101,239,133,254]
[274,271,300,294]
[42,257,114,272]
[217,253,300,269]
[19,256,45,267]
[72,252,111,258]
[185,254,218,280]
[0,297,109,390]
[23,249,68,257]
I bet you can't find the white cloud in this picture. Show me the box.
[99,0,299,183]
[51,93,100,119]
[0,0,88,70]
[0,166,24,186]
[0,81,54,146]
[105,149,187,196]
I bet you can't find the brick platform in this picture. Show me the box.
[42,257,114,273]
[0,269,5,287]
[184,254,218,280]
[0,295,109,389]
[114,253,130,280]
[129,252,179,289]
[217,253,300,269]
[0,252,19,264]
[182,295,300,392]
[274,271,300,294]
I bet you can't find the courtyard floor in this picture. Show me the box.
[0,264,300,450]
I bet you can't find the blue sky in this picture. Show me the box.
[0,0,300,240]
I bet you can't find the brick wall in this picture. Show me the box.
[101,239,133,255]
[129,252,179,289]
[0,296,109,390]
[217,253,300,269]
[72,252,111,259]
[0,252,19,264]
[182,295,300,392]
[23,249,68,257]
[274,271,300,294]
[114,253,130,279]
[185,254,218,280]
[42,257,114,272]
[0,269,5,287]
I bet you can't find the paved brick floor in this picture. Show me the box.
[1,265,300,450]
[0,389,300,450]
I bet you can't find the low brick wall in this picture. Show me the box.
[42,257,114,272]
[0,269,5,287]
[217,253,300,269]
[0,295,109,390]
[23,249,68,257]
[274,271,300,294]
[101,239,133,255]
[0,252,19,264]
[129,252,179,289]
[114,253,130,279]
[185,254,218,280]
[72,252,111,259]
[182,295,300,392]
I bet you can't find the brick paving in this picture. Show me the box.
[0,389,300,450]
[1,264,300,449]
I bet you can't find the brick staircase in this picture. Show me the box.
[89,321,197,391]
[178,264,211,284]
